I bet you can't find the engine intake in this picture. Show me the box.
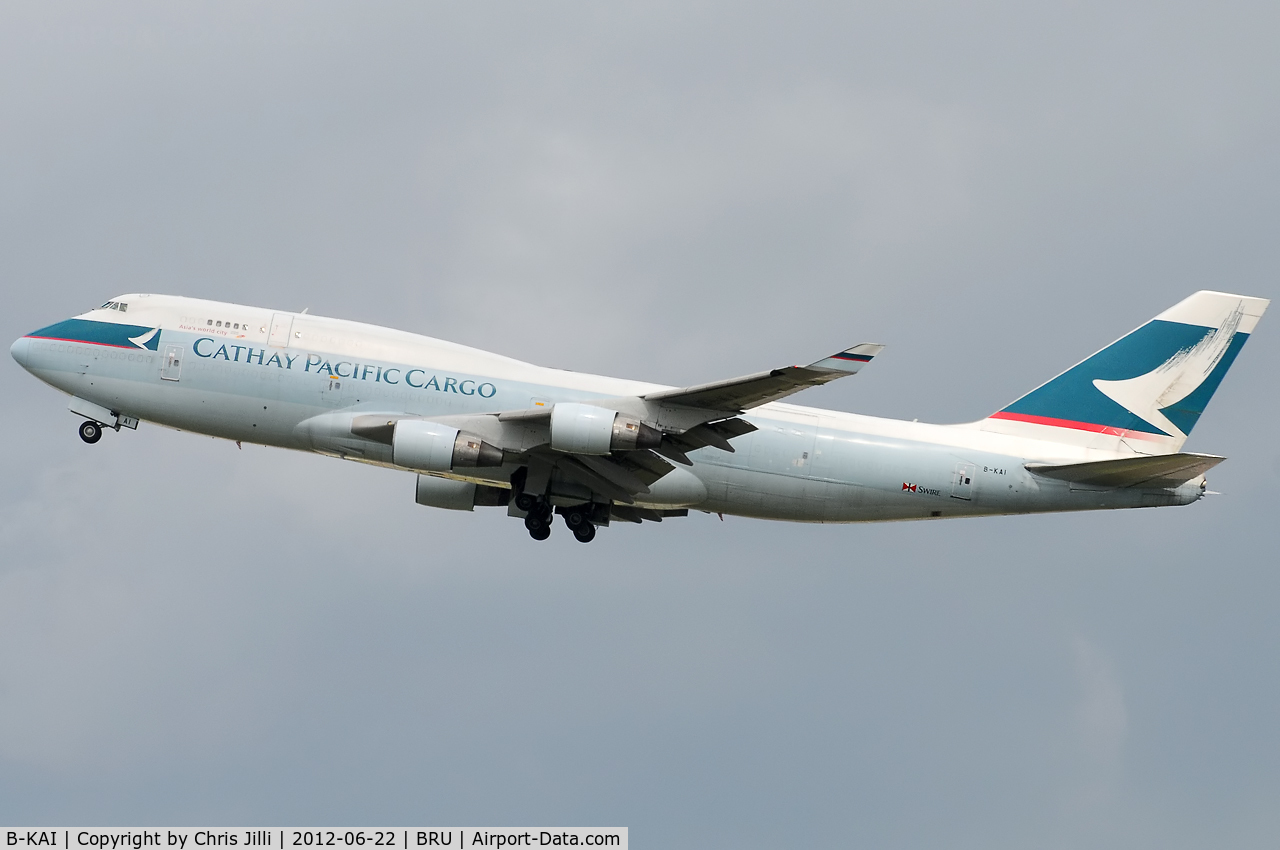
[393,420,504,472]
[550,403,662,455]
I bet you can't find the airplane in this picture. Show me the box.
[9,290,1268,543]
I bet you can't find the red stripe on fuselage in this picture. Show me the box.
[26,335,138,350]
[987,410,1167,440]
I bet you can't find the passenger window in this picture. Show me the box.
[233,323,239,329]
[216,321,222,327]
[207,319,213,326]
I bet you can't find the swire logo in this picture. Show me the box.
[902,482,917,492]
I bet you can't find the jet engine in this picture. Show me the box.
[415,475,511,511]
[549,402,662,455]
[393,420,504,472]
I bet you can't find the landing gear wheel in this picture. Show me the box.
[564,509,588,529]
[78,420,102,444]
[524,509,552,534]
[514,492,538,512]
[529,525,551,541]
[572,523,597,543]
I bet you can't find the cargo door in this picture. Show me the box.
[748,414,818,476]
[745,414,818,519]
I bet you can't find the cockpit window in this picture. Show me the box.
[98,301,128,312]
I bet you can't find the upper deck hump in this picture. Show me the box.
[89,293,665,397]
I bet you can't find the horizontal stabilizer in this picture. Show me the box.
[1026,452,1225,489]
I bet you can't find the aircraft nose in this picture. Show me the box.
[10,336,31,368]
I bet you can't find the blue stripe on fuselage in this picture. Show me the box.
[26,318,161,351]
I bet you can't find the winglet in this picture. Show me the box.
[806,343,885,375]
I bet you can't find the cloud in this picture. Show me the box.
[1066,634,1129,815]
[1,2,1279,845]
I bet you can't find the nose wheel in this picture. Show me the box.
[78,420,102,444]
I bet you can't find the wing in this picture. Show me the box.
[643,343,884,411]
[1026,452,1224,488]
[342,343,884,505]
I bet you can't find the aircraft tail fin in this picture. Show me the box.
[981,291,1268,452]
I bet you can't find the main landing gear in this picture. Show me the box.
[523,503,553,541]
[78,420,102,444]
[519,493,555,541]
[514,492,599,543]
[563,507,597,543]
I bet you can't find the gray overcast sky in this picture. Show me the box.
[2,2,1278,847]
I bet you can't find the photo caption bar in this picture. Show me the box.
[4,830,626,850]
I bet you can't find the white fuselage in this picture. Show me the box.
[11,294,1204,525]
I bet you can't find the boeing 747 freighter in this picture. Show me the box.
[11,291,1267,542]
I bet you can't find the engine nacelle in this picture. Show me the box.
[393,420,504,472]
[415,475,511,511]
[550,403,662,455]
[415,475,477,510]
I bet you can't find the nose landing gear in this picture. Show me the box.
[78,420,102,444]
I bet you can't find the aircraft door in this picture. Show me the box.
[161,344,184,381]
[736,414,819,518]
[748,414,818,476]
[951,462,976,500]
[268,313,294,348]
[321,372,356,408]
